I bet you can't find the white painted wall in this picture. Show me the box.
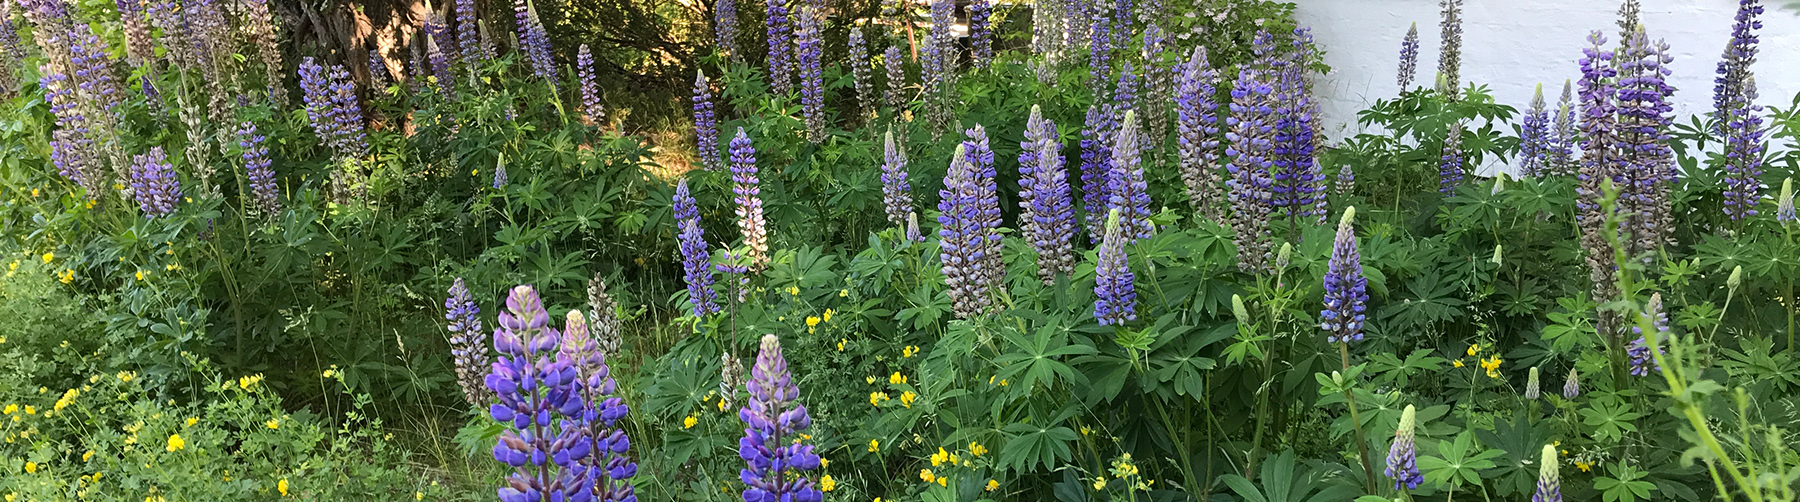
[1292,0,1800,174]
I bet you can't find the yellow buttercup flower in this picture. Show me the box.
[683,415,698,429]
[278,478,289,496]
[23,462,36,474]
[82,450,93,462]
[820,474,836,492]
[185,417,198,427]
[937,477,947,487]
[986,479,999,492]
[58,269,73,283]
[806,317,820,333]
[118,371,136,382]
[867,439,879,452]
[166,433,185,452]
[135,270,145,281]
[41,252,53,264]
[889,372,907,385]
[1,404,13,415]
[266,419,280,430]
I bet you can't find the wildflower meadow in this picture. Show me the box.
[0,0,1798,500]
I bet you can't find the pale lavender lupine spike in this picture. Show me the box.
[881,129,913,227]
[1020,106,1075,284]
[694,70,720,170]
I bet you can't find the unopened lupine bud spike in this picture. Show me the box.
[1232,294,1249,325]
[1492,245,1504,265]
[1532,445,1561,502]
[1524,366,1541,399]
[1562,369,1580,399]
[1385,405,1423,490]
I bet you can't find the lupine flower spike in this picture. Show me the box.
[560,311,638,502]
[580,45,605,127]
[446,278,490,406]
[1778,178,1795,226]
[1225,65,1276,273]
[881,129,914,227]
[1020,106,1076,284]
[587,274,623,359]
[1321,207,1367,344]
[1108,111,1153,241]
[1524,366,1542,399]
[694,70,720,170]
[130,147,180,218]
[1532,445,1561,502]
[1439,121,1465,195]
[939,144,997,319]
[1438,0,1464,100]
[1094,209,1137,326]
[796,6,825,143]
[675,179,722,317]
[1520,84,1551,177]
[1562,369,1580,399]
[738,334,824,502]
[237,122,281,217]
[765,0,793,97]
[1175,47,1224,223]
[1627,293,1668,377]
[848,28,875,120]
[1397,22,1419,91]
[884,45,907,114]
[1550,80,1577,176]
[730,129,771,270]
[715,0,740,59]
[1385,405,1422,490]
[485,285,590,502]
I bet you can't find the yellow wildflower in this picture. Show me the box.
[889,372,907,385]
[837,339,846,351]
[118,371,136,382]
[838,289,848,297]
[930,447,949,466]
[278,478,289,496]
[185,417,198,427]
[969,441,987,457]
[54,389,78,411]
[238,374,263,390]
[822,309,834,323]
[902,345,919,358]
[867,439,879,452]
[41,252,53,263]
[869,391,888,407]
[266,419,280,430]
[166,433,185,452]
[919,469,935,483]
[58,269,73,283]
[786,286,799,296]
[937,477,947,487]
[1453,359,1465,368]
[820,474,836,492]
[24,462,36,473]
[865,376,877,384]
[819,457,827,468]
[1466,343,1480,356]
[135,270,145,281]
[683,415,698,429]
[23,406,34,415]
[1092,476,1107,491]
[82,450,93,462]
[806,316,820,333]
[986,479,999,492]
[416,492,423,500]
[2,404,13,415]
[1480,355,1503,378]
[1576,461,1592,472]
[900,391,917,408]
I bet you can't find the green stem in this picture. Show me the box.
[1340,343,1378,494]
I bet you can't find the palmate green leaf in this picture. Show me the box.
[997,421,1079,474]
[1217,450,1359,502]
[1594,464,1658,502]
[1578,402,1643,443]
[1419,431,1502,488]
[1381,273,1466,330]
[1475,411,1554,497]
[993,318,1095,399]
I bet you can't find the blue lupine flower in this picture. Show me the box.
[1519,84,1551,177]
[694,70,719,170]
[1321,207,1367,344]
[1176,48,1225,223]
[939,144,995,319]
[730,128,770,269]
[766,0,793,97]
[883,45,906,113]
[485,285,591,502]
[130,147,180,218]
[796,6,824,143]
[426,34,455,97]
[581,45,605,126]
[368,49,391,91]
[716,0,740,59]
[1086,9,1112,91]
[1080,105,1116,245]
[968,0,992,69]
[514,0,556,82]
[1721,74,1766,221]
[881,130,914,227]
[1549,80,1576,176]
[675,178,722,317]
[1108,111,1153,241]
[1397,22,1419,90]
[1438,0,1463,99]
[561,311,638,502]
[1270,28,1324,223]
[237,121,281,217]
[446,277,489,406]
[456,0,484,63]
[1532,446,1561,502]
[1628,293,1668,377]
[1225,66,1276,273]
[1094,209,1136,326]
[1712,0,1762,133]
[738,334,823,502]
[848,28,874,119]
[298,58,368,160]
[1562,369,1580,399]
[962,125,1004,288]
[1020,105,1075,284]
[1440,121,1464,196]
[1616,29,1676,254]
[1385,405,1423,490]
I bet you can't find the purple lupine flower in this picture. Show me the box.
[1777,178,1795,225]
[796,6,825,143]
[238,0,286,107]
[765,0,793,97]
[1627,293,1668,377]
[1225,67,1276,273]
[130,147,180,218]
[446,277,490,406]
[1385,405,1423,490]
[117,0,153,67]
[298,58,368,160]
[1087,7,1113,92]
[1094,209,1136,326]
[694,70,720,170]
[1712,0,1762,134]
[881,129,914,227]
[968,0,992,69]
[737,334,823,502]
[939,144,996,318]
[1438,0,1463,100]
[237,122,281,217]
[1721,77,1766,221]
[1562,369,1580,399]
[962,125,1005,290]
[883,45,907,113]
[848,28,875,121]
[1176,48,1224,224]
[485,285,591,502]
[1080,105,1115,245]
[426,35,455,97]
[493,166,509,189]
[424,12,461,68]
[1615,28,1675,254]
[730,128,770,270]
[1439,121,1465,195]
[515,0,556,81]
[1271,27,1324,223]
[1549,80,1577,176]
[1108,111,1153,241]
[1519,84,1552,177]
[1574,31,1623,339]
[580,45,605,126]
[1336,164,1356,197]
[1111,63,1138,129]
[1321,207,1367,343]
[923,0,956,135]
[675,178,722,318]
[1397,22,1419,91]
[1020,105,1075,284]
[368,49,392,91]
[0,16,23,65]
[716,0,740,59]
[1532,446,1561,502]
[560,311,637,502]
[457,0,484,63]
